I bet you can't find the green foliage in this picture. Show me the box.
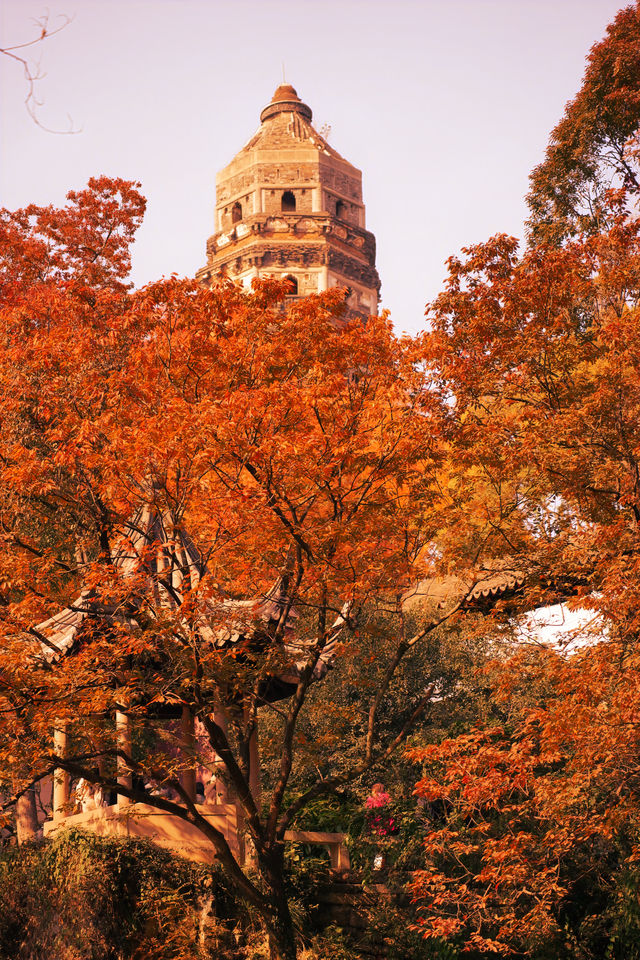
[0,830,237,960]
[359,901,457,960]
[289,792,357,834]
[604,869,640,959]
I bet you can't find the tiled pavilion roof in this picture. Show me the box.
[32,502,338,700]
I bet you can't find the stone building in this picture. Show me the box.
[196,84,380,318]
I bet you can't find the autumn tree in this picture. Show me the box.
[407,163,640,954]
[409,638,640,957]
[527,2,640,244]
[406,10,640,950]
[0,178,496,960]
[0,175,145,844]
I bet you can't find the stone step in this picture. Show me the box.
[321,881,364,895]
[321,904,369,929]
[362,882,391,897]
[321,890,361,905]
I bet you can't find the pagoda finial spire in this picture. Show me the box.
[260,83,312,123]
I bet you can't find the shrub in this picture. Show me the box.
[0,830,237,960]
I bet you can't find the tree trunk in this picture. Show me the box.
[268,913,297,960]
[258,844,298,960]
[16,786,38,843]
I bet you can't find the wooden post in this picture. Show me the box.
[248,717,261,806]
[180,705,197,803]
[16,787,38,842]
[212,701,229,804]
[115,710,132,810]
[53,726,70,822]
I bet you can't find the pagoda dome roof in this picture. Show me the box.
[270,83,300,103]
[226,84,351,166]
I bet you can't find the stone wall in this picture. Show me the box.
[198,87,380,312]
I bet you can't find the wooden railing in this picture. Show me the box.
[284,830,350,871]
[43,803,351,872]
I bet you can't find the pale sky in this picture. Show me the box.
[0,0,628,335]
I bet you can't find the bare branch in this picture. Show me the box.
[1,13,81,134]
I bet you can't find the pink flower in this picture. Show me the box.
[366,791,391,809]
[366,791,396,836]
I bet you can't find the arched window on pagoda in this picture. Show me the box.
[335,199,345,219]
[284,275,298,295]
[281,191,296,213]
[232,201,243,223]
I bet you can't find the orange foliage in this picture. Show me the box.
[409,640,640,955]
[0,178,446,960]
[409,180,640,955]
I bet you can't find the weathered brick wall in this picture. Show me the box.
[218,194,256,232]
[262,188,314,215]
[254,162,317,185]
[318,160,362,201]
[198,89,380,310]
[324,190,362,225]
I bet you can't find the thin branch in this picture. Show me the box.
[1,13,81,134]
[278,687,435,837]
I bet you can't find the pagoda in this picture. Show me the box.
[197,84,380,318]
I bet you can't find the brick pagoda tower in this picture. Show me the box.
[196,84,380,317]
